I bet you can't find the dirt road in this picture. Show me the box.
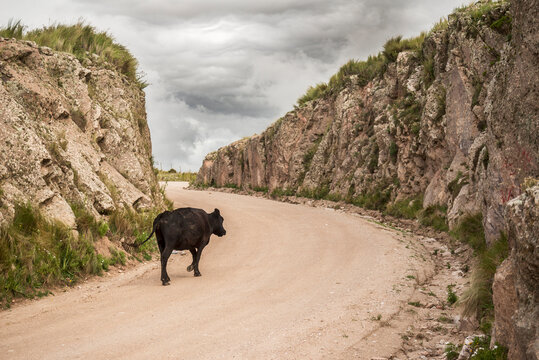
[0,182,431,359]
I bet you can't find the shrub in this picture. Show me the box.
[469,336,508,359]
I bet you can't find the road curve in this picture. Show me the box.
[0,182,424,359]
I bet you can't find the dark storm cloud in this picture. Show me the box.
[2,0,466,170]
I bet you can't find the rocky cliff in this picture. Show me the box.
[0,37,162,228]
[197,0,538,356]
[197,0,537,241]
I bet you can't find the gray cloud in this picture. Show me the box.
[2,0,466,170]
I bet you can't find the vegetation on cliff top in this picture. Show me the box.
[296,33,425,107]
[296,0,509,107]
[0,19,147,89]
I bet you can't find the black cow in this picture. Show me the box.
[128,207,226,285]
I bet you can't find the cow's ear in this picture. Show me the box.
[214,208,220,215]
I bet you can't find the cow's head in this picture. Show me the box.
[210,208,226,237]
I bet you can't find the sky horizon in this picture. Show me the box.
[1,0,466,171]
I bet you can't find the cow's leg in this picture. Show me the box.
[156,230,165,255]
[187,248,196,272]
[160,246,174,285]
[193,244,206,277]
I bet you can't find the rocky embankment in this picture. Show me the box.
[197,0,538,357]
[0,37,162,228]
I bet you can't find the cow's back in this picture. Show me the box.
[159,207,210,247]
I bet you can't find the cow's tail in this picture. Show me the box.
[124,228,155,249]
[123,212,163,250]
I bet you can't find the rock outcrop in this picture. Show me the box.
[197,0,538,356]
[494,185,538,359]
[198,0,537,245]
[0,37,162,227]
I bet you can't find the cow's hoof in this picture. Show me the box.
[187,264,194,272]
[194,272,201,277]
[162,280,170,286]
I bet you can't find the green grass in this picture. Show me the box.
[469,336,508,359]
[447,284,458,305]
[0,203,100,307]
[382,33,426,63]
[0,201,163,307]
[297,83,328,107]
[385,195,423,219]
[296,54,387,106]
[445,343,461,360]
[0,19,24,39]
[450,213,484,252]
[418,204,449,232]
[270,187,296,198]
[0,20,147,89]
[251,186,268,194]
[459,233,509,333]
[156,170,197,183]
[422,55,435,88]
[348,183,392,211]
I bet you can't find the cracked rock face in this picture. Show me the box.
[0,37,162,226]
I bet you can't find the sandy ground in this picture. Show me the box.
[0,182,436,359]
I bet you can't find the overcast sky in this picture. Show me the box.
[2,0,465,171]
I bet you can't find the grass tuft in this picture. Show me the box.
[0,20,147,89]
[459,233,509,331]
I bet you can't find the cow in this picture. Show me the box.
[127,207,226,285]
